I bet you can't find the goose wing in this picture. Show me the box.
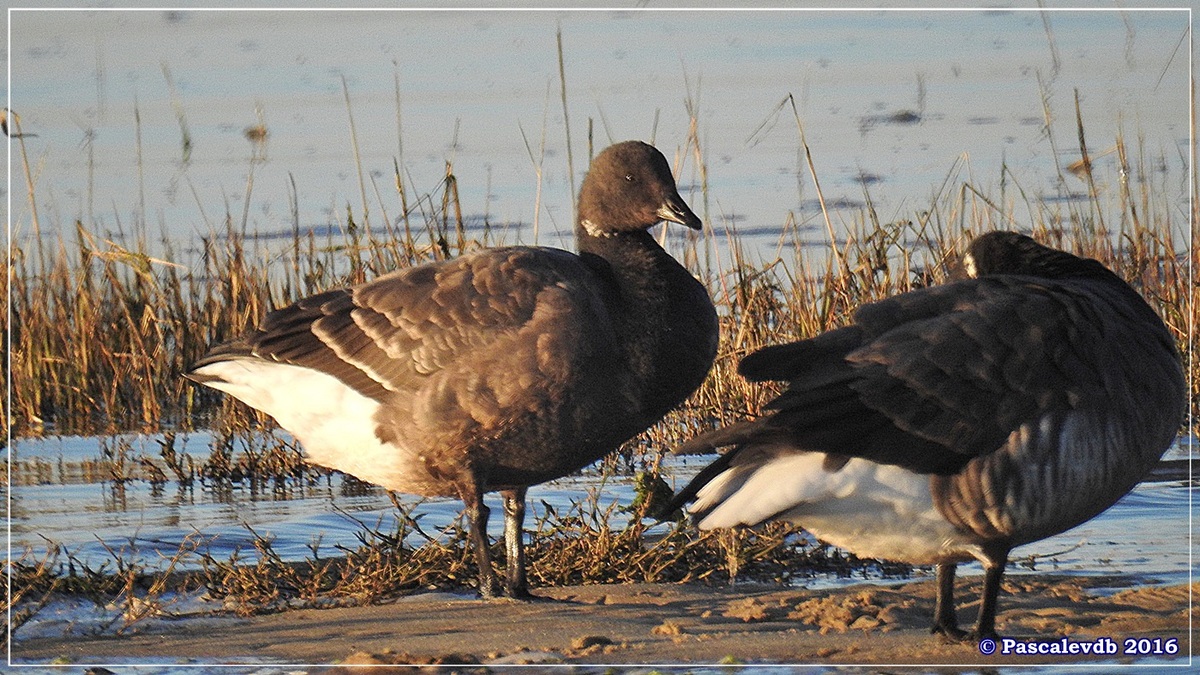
[703,276,1102,475]
[191,246,617,413]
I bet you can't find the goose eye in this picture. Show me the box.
[624,174,634,182]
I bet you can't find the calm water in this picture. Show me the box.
[8,431,1195,590]
[7,9,1191,266]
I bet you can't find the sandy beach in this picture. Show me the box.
[13,575,1194,670]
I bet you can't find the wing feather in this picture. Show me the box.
[707,276,1104,475]
[194,247,612,410]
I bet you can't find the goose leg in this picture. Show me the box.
[459,484,500,599]
[501,487,531,599]
[931,562,967,640]
[972,548,1009,640]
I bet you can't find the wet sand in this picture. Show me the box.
[14,576,1194,670]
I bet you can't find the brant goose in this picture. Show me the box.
[188,140,719,598]
[665,231,1184,639]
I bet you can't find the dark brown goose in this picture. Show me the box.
[188,140,718,598]
[665,231,1184,640]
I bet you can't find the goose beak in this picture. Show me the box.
[657,192,700,230]
[656,194,702,230]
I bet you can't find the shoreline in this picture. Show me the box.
[12,575,1194,670]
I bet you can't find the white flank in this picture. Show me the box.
[191,359,415,491]
[691,453,979,565]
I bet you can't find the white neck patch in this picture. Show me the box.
[963,252,978,278]
[580,218,620,238]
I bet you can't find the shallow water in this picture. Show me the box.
[7,9,1191,266]
[9,431,1195,591]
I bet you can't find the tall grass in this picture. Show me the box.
[5,156,477,438]
[6,135,1193,441]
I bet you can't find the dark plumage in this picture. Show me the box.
[665,231,1184,640]
[189,141,718,598]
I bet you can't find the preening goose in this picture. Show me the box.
[188,140,719,598]
[665,231,1184,639]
